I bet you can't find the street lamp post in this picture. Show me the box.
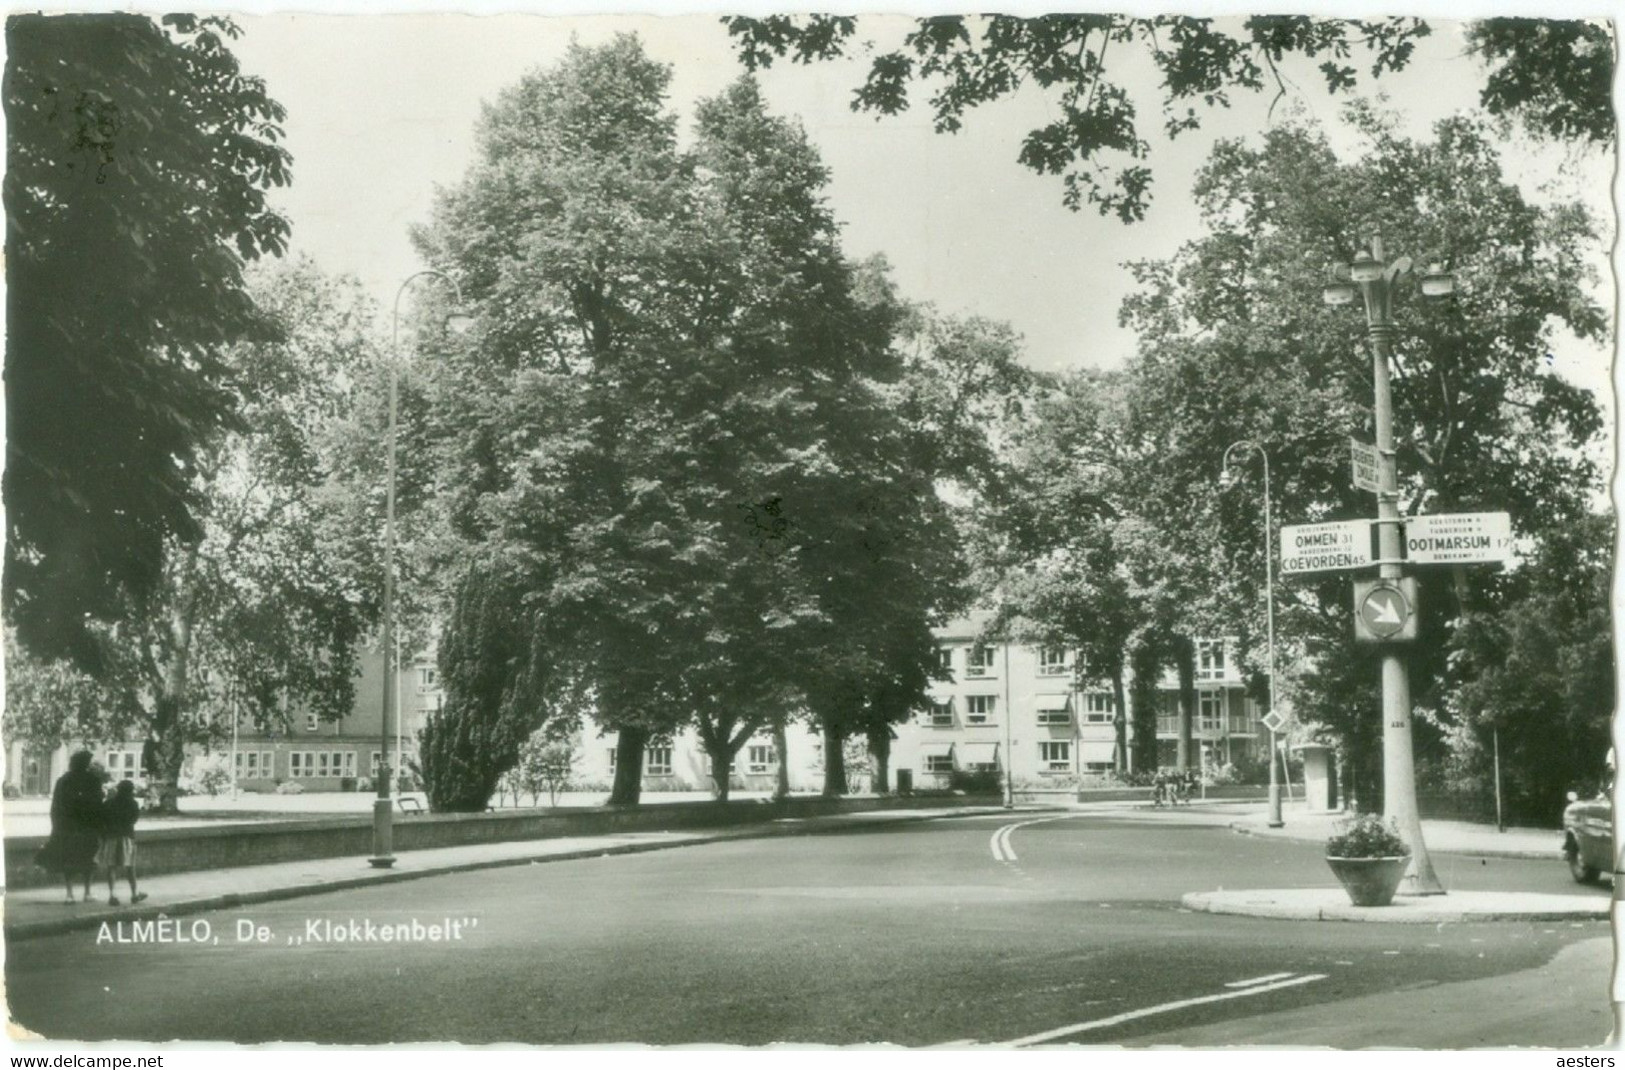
[1323,235,1451,895]
[371,269,465,869]
[1222,441,1283,829]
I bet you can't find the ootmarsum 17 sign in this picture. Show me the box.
[1280,520,1374,575]
[1405,511,1514,566]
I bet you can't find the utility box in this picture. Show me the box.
[1295,744,1336,812]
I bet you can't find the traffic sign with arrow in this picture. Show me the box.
[1353,578,1419,643]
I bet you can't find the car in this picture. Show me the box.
[1562,789,1613,884]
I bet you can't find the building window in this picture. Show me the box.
[290,752,308,778]
[965,695,997,725]
[1036,697,1072,726]
[418,666,437,693]
[924,753,955,774]
[1197,640,1228,682]
[1231,698,1260,735]
[1038,648,1069,676]
[607,748,617,775]
[747,744,776,774]
[235,751,275,777]
[1199,691,1224,733]
[306,713,320,733]
[371,751,385,775]
[1083,761,1114,775]
[341,751,357,778]
[927,700,954,727]
[935,647,954,673]
[645,746,673,777]
[1084,692,1115,724]
[966,645,995,677]
[105,752,139,780]
[1038,741,1072,773]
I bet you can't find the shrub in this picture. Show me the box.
[275,780,306,795]
[949,768,1002,794]
[1326,814,1408,858]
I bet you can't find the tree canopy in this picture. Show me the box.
[4,14,291,669]
[723,15,1613,220]
[412,37,966,807]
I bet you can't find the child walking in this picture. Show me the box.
[97,780,148,906]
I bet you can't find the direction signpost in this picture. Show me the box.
[1280,520,1375,575]
[1404,511,1513,566]
[1350,438,1381,494]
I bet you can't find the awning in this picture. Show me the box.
[1080,739,1117,763]
[959,742,1000,765]
[919,741,955,758]
[1035,694,1071,711]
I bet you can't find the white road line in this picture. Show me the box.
[1224,972,1296,988]
[988,816,1072,864]
[1008,973,1328,1046]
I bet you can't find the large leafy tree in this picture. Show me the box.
[417,41,959,807]
[4,261,385,810]
[1445,513,1613,824]
[4,14,291,667]
[1115,113,1608,805]
[723,15,1611,219]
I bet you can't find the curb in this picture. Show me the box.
[4,804,1051,942]
[1181,889,1610,924]
[1227,821,1561,861]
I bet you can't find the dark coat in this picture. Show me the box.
[40,769,104,873]
[102,792,140,838]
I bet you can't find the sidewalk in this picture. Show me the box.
[1227,801,1563,859]
[2,803,1038,941]
[1175,800,1609,924]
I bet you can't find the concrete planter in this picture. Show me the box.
[1326,855,1411,907]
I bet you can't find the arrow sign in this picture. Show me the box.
[1350,438,1381,494]
[1353,578,1419,643]
[1405,512,1513,566]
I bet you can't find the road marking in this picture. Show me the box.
[1007,973,1328,1046]
[1224,972,1295,988]
[989,816,1072,863]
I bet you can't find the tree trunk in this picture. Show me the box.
[1129,642,1161,773]
[866,725,891,795]
[772,717,791,801]
[151,574,200,814]
[707,740,734,803]
[607,725,647,806]
[1111,664,1129,775]
[1174,637,1196,771]
[821,721,847,797]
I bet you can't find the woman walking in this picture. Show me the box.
[41,751,103,903]
[97,779,147,906]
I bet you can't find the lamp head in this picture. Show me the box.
[1348,249,1383,284]
[1418,262,1456,299]
[445,312,477,335]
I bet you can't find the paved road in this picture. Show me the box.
[8,809,1611,1047]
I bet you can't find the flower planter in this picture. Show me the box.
[1326,855,1411,907]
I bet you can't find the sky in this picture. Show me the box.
[224,10,1614,416]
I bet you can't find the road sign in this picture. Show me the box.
[1259,710,1287,734]
[1353,578,1419,643]
[1350,438,1381,494]
[1405,511,1513,566]
[1281,520,1375,575]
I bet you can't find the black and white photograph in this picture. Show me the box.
[1,3,1617,1052]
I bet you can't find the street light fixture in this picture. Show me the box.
[371,268,468,870]
[1221,441,1283,829]
[1322,235,1453,896]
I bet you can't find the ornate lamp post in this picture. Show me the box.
[1222,440,1282,829]
[1322,236,1453,895]
[371,269,466,869]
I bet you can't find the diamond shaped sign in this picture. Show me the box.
[1260,710,1287,734]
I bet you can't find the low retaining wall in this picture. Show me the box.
[1072,784,1268,805]
[4,793,999,889]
